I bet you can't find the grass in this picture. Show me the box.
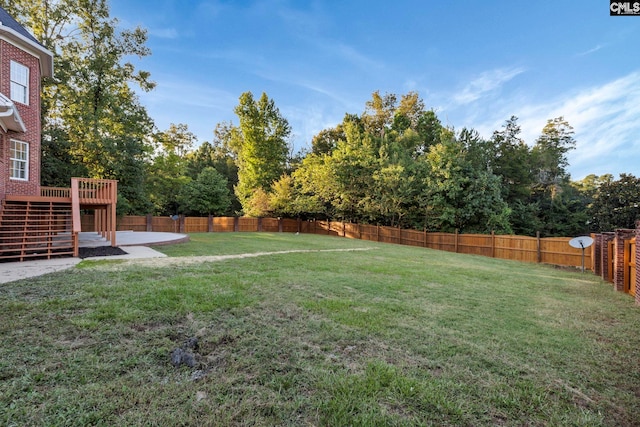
[1,232,640,426]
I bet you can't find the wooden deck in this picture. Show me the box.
[0,178,117,261]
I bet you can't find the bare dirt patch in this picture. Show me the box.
[85,247,375,270]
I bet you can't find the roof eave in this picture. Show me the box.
[0,25,53,77]
[0,93,27,133]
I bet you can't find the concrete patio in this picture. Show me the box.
[0,231,189,284]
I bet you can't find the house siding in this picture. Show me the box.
[0,39,42,199]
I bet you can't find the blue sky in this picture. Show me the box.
[110,0,640,180]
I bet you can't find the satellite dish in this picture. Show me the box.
[568,236,594,273]
[568,236,594,249]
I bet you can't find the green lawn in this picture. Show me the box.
[2,232,639,426]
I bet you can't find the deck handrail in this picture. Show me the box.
[72,178,118,204]
[40,187,70,198]
[71,178,118,249]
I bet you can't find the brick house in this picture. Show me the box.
[0,7,116,261]
[0,6,52,201]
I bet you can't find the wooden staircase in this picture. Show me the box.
[0,199,75,262]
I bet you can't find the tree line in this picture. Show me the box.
[4,0,638,236]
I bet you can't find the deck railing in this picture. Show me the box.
[40,180,118,204]
[40,187,71,198]
[71,178,118,248]
[71,179,81,235]
[73,178,118,205]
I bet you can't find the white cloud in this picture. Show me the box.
[449,71,640,179]
[512,72,640,175]
[332,42,383,71]
[196,1,226,18]
[133,75,239,141]
[452,67,525,105]
[283,104,340,151]
[575,44,605,57]
[149,27,179,39]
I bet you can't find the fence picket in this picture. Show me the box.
[85,214,593,270]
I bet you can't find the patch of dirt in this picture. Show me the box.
[86,247,375,270]
[78,246,128,259]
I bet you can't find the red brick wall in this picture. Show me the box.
[0,40,42,198]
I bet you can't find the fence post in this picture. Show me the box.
[491,230,495,258]
[455,229,459,253]
[613,229,635,293]
[208,214,213,233]
[258,217,262,232]
[146,214,153,232]
[601,232,615,282]
[327,220,330,235]
[343,222,346,237]
[377,225,380,242]
[279,217,283,232]
[592,234,602,276]
[358,223,362,240]
[635,220,640,305]
[297,217,302,233]
[234,217,239,232]
[179,215,185,233]
[536,231,541,263]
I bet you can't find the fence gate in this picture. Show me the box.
[626,238,636,296]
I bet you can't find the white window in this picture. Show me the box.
[10,61,29,105]
[10,140,29,180]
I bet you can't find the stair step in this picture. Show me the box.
[0,200,76,262]
[0,239,74,245]
[0,251,75,262]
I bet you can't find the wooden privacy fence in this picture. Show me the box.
[81,215,593,270]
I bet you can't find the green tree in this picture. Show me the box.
[311,125,344,156]
[536,184,589,236]
[289,153,336,219]
[40,128,88,187]
[328,119,379,222]
[530,117,580,236]
[3,0,156,214]
[392,91,424,133]
[490,117,533,202]
[293,93,445,226]
[178,167,230,216]
[489,116,536,234]
[362,91,397,139]
[243,188,271,218]
[146,124,195,215]
[414,110,444,156]
[185,122,240,214]
[421,130,511,233]
[588,173,640,231]
[531,117,576,190]
[229,92,291,215]
[269,174,298,218]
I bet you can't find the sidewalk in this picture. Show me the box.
[0,231,188,284]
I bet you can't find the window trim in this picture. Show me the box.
[9,139,29,181]
[10,60,29,105]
